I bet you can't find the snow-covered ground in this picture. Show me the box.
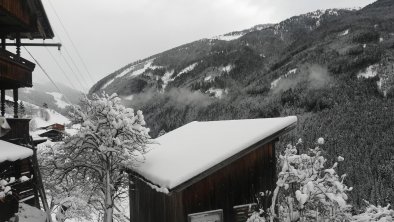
[46,92,70,109]
[17,203,47,222]
[206,88,227,99]
[161,70,175,91]
[357,65,378,79]
[339,29,350,36]
[101,59,158,90]
[271,68,298,89]
[210,33,245,41]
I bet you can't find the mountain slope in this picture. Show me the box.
[8,82,84,114]
[90,0,394,209]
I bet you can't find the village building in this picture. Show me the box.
[38,123,65,131]
[38,129,64,142]
[0,0,56,220]
[129,116,297,222]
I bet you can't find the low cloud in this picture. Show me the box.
[272,64,333,94]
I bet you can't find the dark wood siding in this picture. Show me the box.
[0,50,34,89]
[1,118,31,144]
[0,0,31,26]
[130,178,184,222]
[130,142,276,222]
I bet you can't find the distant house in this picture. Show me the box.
[39,123,65,131]
[129,116,297,222]
[38,129,64,142]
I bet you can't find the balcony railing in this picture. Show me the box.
[0,118,31,145]
[0,49,35,89]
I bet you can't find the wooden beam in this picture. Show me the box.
[1,37,5,50]
[1,89,5,116]
[13,88,18,118]
[16,34,21,58]
[4,42,62,50]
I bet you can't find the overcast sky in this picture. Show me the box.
[23,0,375,92]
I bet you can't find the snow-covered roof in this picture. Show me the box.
[134,116,297,191]
[0,140,33,163]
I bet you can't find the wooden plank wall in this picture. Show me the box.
[181,143,275,222]
[130,178,184,222]
[0,0,31,26]
[130,142,276,222]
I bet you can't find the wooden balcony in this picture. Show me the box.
[0,49,34,89]
[0,118,31,145]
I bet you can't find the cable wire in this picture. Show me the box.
[44,47,79,90]
[49,28,93,88]
[23,47,73,105]
[44,47,88,91]
[47,0,96,84]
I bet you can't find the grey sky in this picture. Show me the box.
[23,0,375,92]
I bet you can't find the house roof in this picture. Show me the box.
[0,0,54,39]
[0,140,33,163]
[133,116,297,192]
[38,129,64,136]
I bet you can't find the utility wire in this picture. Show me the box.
[23,47,73,105]
[46,42,91,90]
[50,28,92,88]
[47,0,96,84]
[44,47,88,91]
[44,47,79,90]
[58,47,91,89]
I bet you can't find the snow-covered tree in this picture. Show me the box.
[249,138,353,222]
[42,93,151,222]
[248,138,394,222]
[270,138,353,221]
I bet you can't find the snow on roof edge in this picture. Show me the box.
[133,116,298,192]
[0,140,34,163]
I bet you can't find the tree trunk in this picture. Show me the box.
[104,169,113,222]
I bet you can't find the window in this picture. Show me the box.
[188,209,223,222]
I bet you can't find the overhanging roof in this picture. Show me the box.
[0,0,54,39]
[132,116,297,192]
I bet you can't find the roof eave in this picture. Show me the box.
[130,121,297,194]
[35,0,54,39]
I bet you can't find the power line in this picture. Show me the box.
[49,27,93,88]
[46,43,91,90]
[44,47,88,91]
[56,38,92,87]
[47,0,96,84]
[44,47,79,90]
[57,48,91,89]
[23,47,73,105]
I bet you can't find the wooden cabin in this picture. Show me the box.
[129,116,297,222]
[38,129,64,142]
[39,123,65,131]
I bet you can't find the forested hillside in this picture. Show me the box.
[90,0,394,209]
